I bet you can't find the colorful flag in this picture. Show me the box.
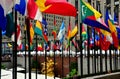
[15,0,42,22]
[37,43,43,51]
[80,0,110,32]
[17,24,22,46]
[30,23,34,45]
[82,24,87,41]
[34,20,43,36]
[36,0,77,17]
[35,19,48,43]
[52,18,57,40]
[66,23,71,41]
[70,25,78,40]
[105,10,118,48]
[42,18,48,43]
[57,21,65,43]
[99,33,111,50]
[35,0,51,12]
[80,0,101,21]
[11,24,22,46]
[27,0,42,21]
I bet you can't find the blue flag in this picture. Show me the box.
[57,21,65,43]
[0,5,7,30]
[15,0,26,15]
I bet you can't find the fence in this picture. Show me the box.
[1,15,120,79]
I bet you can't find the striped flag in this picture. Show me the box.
[57,21,65,43]
[17,24,22,46]
[105,10,118,48]
[15,0,42,22]
[52,17,57,40]
[42,18,48,43]
[30,23,34,45]
[34,20,43,36]
[11,24,22,46]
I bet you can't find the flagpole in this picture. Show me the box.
[13,9,17,79]
[35,32,38,79]
[53,15,56,79]
[93,28,96,74]
[0,27,2,79]
[26,17,31,79]
[61,18,64,78]
[24,24,27,79]
[87,25,90,75]
[44,14,47,79]
[68,17,71,73]
[78,0,83,77]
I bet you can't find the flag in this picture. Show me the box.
[0,5,7,30]
[70,25,78,40]
[6,12,15,37]
[37,43,43,51]
[15,0,26,15]
[57,21,65,43]
[0,0,13,30]
[42,18,48,43]
[66,23,71,41]
[34,20,43,36]
[116,27,120,39]
[99,33,111,50]
[66,23,71,47]
[80,0,110,32]
[96,18,113,44]
[27,0,42,21]
[15,0,42,22]
[36,0,77,17]
[30,23,34,45]
[11,24,22,46]
[80,0,101,21]
[35,0,51,12]
[17,24,22,46]
[52,18,57,40]
[105,10,118,48]
[34,19,48,43]
[82,24,87,41]
[71,39,79,50]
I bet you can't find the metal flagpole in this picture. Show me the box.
[26,18,31,79]
[0,26,2,79]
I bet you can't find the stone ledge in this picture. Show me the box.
[82,72,120,79]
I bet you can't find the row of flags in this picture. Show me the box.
[1,0,120,51]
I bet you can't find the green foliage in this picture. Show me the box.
[70,62,77,71]
[1,64,6,69]
[69,69,77,77]
[32,59,39,68]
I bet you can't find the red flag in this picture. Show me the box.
[43,0,77,17]
[99,34,110,50]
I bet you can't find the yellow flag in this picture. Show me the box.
[70,26,78,39]
[30,24,34,45]
[36,0,51,12]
